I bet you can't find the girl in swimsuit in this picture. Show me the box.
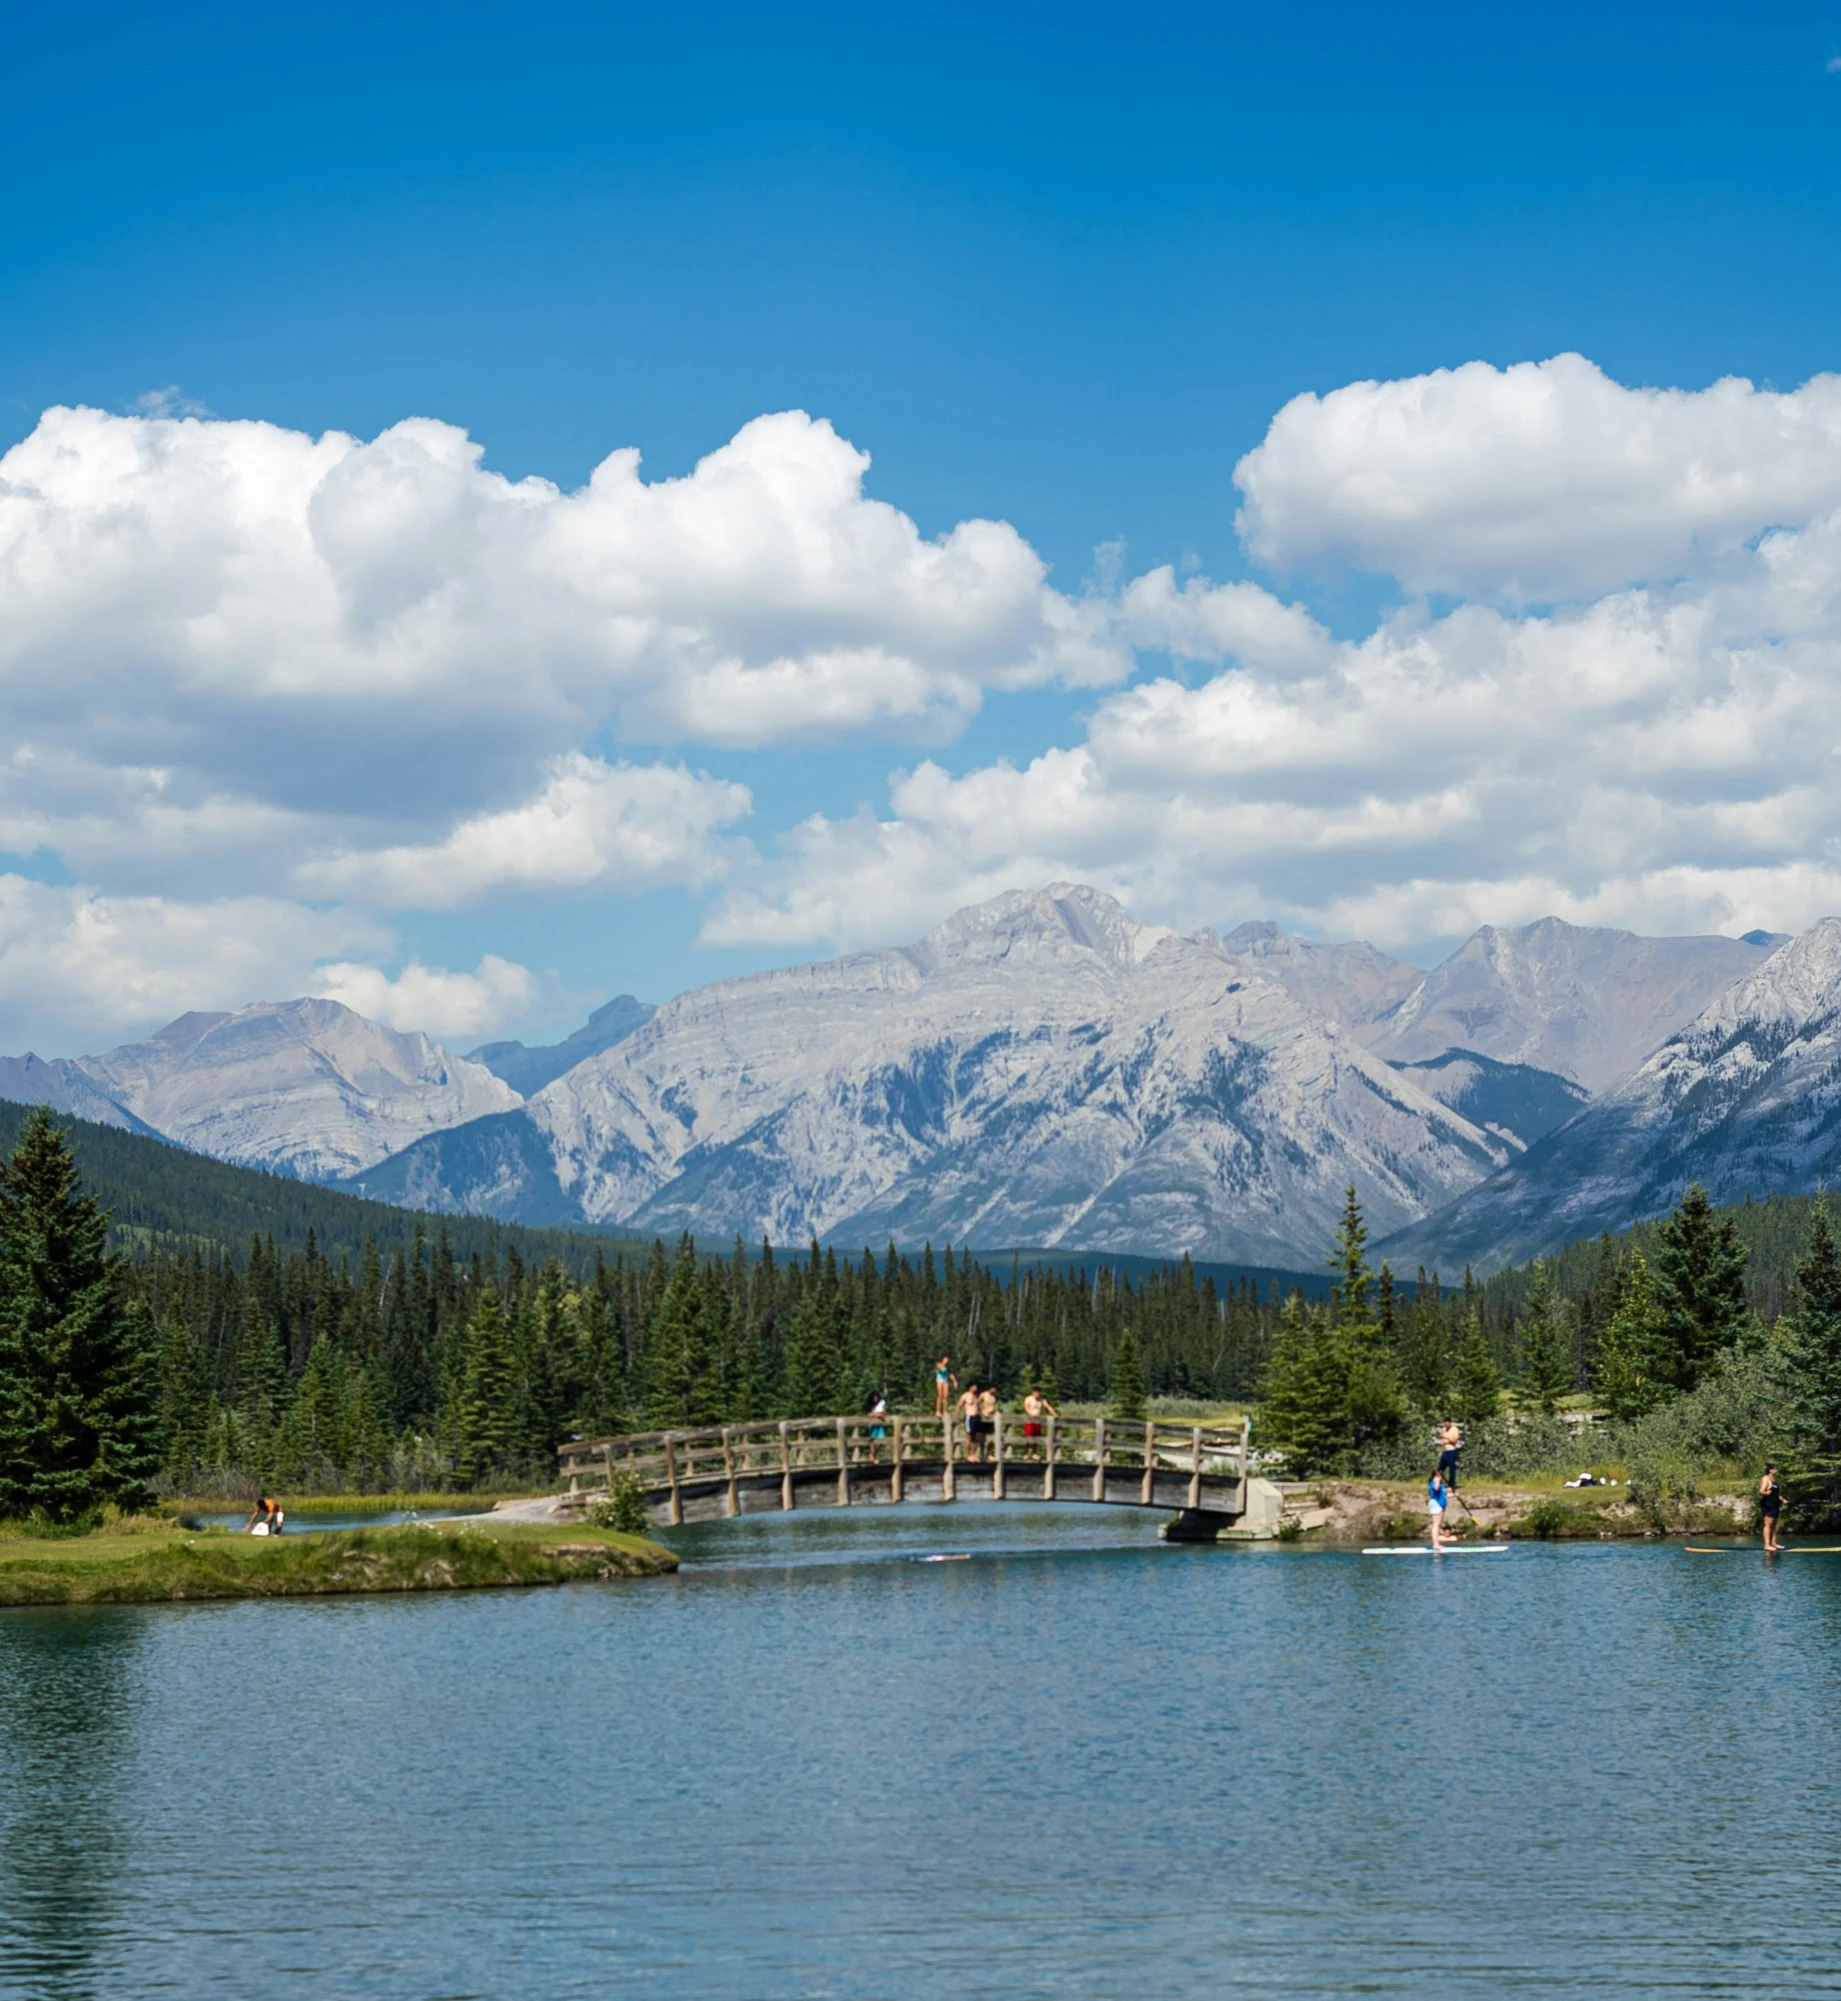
[1760,1463,1785,1552]
[934,1357,955,1418]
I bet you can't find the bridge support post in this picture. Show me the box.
[779,1421,794,1511]
[1188,1427,1203,1511]
[837,1417,850,1505]
[664,1434,683,1526]
[1092,1417,1107,1503]
[1044,1414,1057,1500]
[1141,1421,1156,1505]
[721,1427,738,1518]
[892,1419,905,1502]
[942,1414,956,1501]
[993,1410,1006,1499]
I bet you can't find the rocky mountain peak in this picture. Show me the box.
[913,883,1174,975]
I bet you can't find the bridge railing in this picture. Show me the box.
[557,1412,1251,1520]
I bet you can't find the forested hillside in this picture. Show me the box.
[0,1098,645,1275]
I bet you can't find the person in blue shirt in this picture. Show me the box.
[1427,1468,1453,1549]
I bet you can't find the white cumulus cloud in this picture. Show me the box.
[1235,353,1841,601]
[308,955,540,1042]
[711,497,1841,956]
[298,755,752,908]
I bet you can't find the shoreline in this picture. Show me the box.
[0,1515,677,1608]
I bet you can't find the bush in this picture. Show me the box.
[590,1469,650,1536]
[1520,1498,1582,1540]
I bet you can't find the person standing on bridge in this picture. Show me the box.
[935,1356,956,1418]
[977,1384,1000,1458]
[866,1391,889,1464]
[1022,1385,1057,1458]
[957,1381,981,1460]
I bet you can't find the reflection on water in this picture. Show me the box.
[0,1611,140,2001]
[1,1507,1839,1998]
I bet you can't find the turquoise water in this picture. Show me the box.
[2,1504,1838,1999]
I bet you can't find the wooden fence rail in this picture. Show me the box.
[556,1413,1252,1525]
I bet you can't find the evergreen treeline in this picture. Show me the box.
[11,1086,1841,1516]
[134,1223,1283,1496]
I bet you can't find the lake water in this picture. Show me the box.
[2,1504,1838,1999]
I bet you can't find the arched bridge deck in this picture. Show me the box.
[558,1413,1253,1533]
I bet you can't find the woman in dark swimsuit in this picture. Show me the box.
[1760,1464,1785,1553]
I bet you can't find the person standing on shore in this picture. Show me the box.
[1760,1464,1786,1552]
[1436,1417,1463,1491]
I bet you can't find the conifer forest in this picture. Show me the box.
[6,1101,1841,1509]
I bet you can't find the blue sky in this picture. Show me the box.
[4,1,1841,1054]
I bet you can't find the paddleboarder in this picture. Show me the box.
[1760,1463,1786,1553]
[1428,1467,1453,1550]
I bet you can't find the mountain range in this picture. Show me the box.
[0,883,1826,1270]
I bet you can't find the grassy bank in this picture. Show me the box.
[0,1518,676,1608]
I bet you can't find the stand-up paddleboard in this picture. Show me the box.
[1362,1543,1509,1555]
[1687,1545,1841,1554]
[916,1553,972,1562]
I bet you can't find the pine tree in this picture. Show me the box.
[155,1308,214,1484]
[454,1290,517,1484]
[1451,1304,1502,1434]
[1652,1184,1749,1395]
[1593,1248,1664,1424]
[1329,1185,1373,1335]
[1517,1265,1572,1416]
[1109,1325,1148,1422]
[0,1106,158,1520]
[1778,1205,1841,1465]
[1257,1296,1348,1477]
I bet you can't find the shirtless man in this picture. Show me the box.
[934,1355,956,1418]
[977,1384,1000,1458]
[1021,1385,1058,1458]
[1436,1416,1464,1492]
[957,1382,981,1461]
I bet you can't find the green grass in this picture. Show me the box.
[0,1519,676,1607]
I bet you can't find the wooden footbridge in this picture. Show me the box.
[557,1413,1260,1539]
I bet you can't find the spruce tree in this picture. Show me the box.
[1778,1206,1841,1475]
[1517,1265,1572,1416]
[454,1290,517,1484]
[1593,1248,1664,1424]
[1257,1296,1348,1476]
[1450,1305,1502,1434]
[1652,1184,1749,1395]
[0,1106,158,1521]
[1109,1325,1148,1422]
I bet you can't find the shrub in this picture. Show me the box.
[590,1469,650,1536]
